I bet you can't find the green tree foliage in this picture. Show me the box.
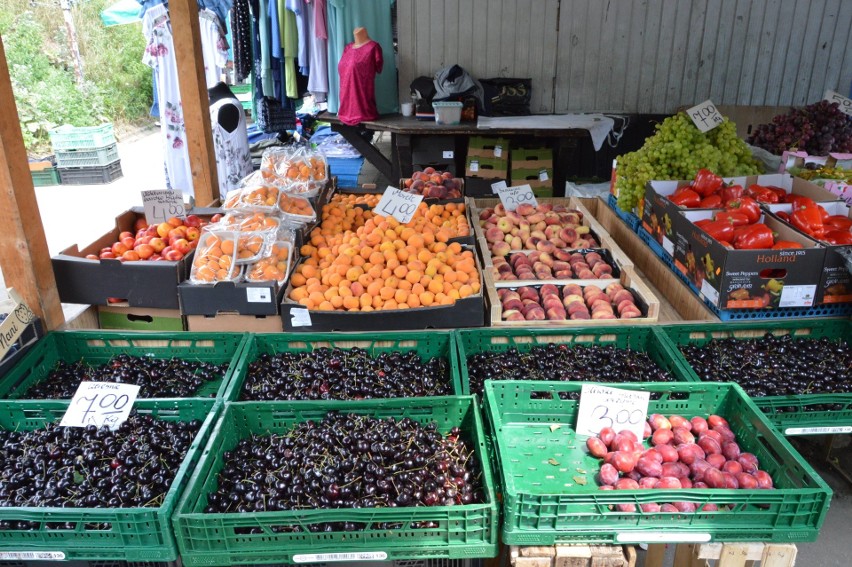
[0,0,152,155]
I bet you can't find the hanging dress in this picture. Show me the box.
[199,8,230,88]
[143,4,193,194]
[210,97,253,197]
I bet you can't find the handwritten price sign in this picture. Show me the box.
[374,187,424,224]
[0,291,37,360]
[686,100,724,133]
[496,183,538,211]
[824,90,852,117]
[575,384,650,440]
[60,382,140,430]
[142,190,186,225]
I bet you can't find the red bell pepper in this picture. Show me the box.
[670,188,701,208]
[787,195,817,209]
[767,186,788,200]
[700,220,735,243]
[713,211,750,226]
[771,241,805,250]
[823,230,852,246]
[725,196,761,224]
[776,211,791,222]
[790,204,826,239]
[825,215,852,231]
[699,194,723,208]
[694,219,712,228]
[692,169,723,197]
[733,223,775,249]
[720,185,744,203]
[746,184,780,204]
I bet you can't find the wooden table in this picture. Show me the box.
[320,112,593,191]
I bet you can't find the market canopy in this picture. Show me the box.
[100,0,141,26]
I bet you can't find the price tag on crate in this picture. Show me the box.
[373,186,424,224]
[494,145,503,158]
[60,382,140,430]
[142,190,186,225]
[496,183,538,212]
[686,100,724,132]
[575,384,650,440]
[0,289,37,360]
[824,90,852,117]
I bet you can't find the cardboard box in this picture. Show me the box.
[642,173,840,260]
[51,207,219,309]
[464,176,507,197]
[186,313,283,332]
[178,281,284,316]
[511,165,554,190]
[781,150,852,205]
[467,136,510,159]
[765,200,852,305]
[465,155,508,179]
[98,305,185,331]
[414,161,457,176]
[716,105,789,139]
[672,212,824,311]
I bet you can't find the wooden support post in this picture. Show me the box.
[644,544,667,567]
[168,0,219,206]
[0,34,64,330]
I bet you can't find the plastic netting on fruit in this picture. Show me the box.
[260,146,328,197]
[189,229,240,283]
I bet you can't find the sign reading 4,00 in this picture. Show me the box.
[373,187,424,224]
[60,382,141,431]
[686,99,724,133]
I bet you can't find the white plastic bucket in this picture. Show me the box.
[432,101,463,125]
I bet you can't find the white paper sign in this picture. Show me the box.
[687,100,724,133]
[374,186,424,224]
[60,382,140,430]
[469,160,479,172]
[662,236,674,256]
[491,180,508,192]
[442,150,454,159]
[0,290,37,360]
[575,384,650,440]
[290,308,313,327]
[246,288,272,303]
[142,190,186,225]
[539,169,549,181]
[496,183,538,212]
[700,279,720,305]
[0,552,67,561]
[293,552,388,563]
[494,145,503,158]
[785,426,852,436]
[779,284,816,308]
[825,90,852,117]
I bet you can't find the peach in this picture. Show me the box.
[112,242,129,256]
[544,212,562,225]
[524,307,546,320]
[570,311,591,320]
[185,226,201,241]
[134,218,148,232]
[605,283,625,295]
[85,254,99,260]
[509,236,523,249]
[613,289,635,305]
[119,231,134,241]
[164,249,184,261]
[485,227,505,243]
[149,237,166,253]
[503,298,524,311]
[503,309,525,321]
[168,227,187,241]
[559,227,578,243]
[167,216,184,228]
[184,214,202,228]
[492,241,512,257]
[172,238,192,255]
[122,250,141,262]
[544,226,562,240]
[121,236,136,250]
[516,203,535,216]
[592,311,617,320]
[553,249,572,261]
[546,308,567,320]
[157,222,172,238]
[494,204,506,215]
[577,269,596,279]
[536,240,556,253]
[479,210,492,221]
[134,244,155,259]
[554,270,573,278]
[526,213,545,224]
[99,251,116,259]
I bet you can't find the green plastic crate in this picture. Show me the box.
[49,123,115,151]
[455,327,696,396]
[223,331,462,402]
[658,321,852,434]
[484,380,832,545]
[0,398,219,562]
[55,143,120,168]
[173,397,499,566]
[0,331,248,402]
[30,167,59,186]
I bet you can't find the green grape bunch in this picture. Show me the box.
[615,113,763,212]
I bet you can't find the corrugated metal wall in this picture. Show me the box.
[397,0,852,114]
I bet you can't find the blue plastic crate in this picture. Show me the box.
[607,194,640,232]
[637,228,852,321]
[327,156,365,188]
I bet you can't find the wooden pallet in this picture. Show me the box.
[644,542,797,567]
[510,544,636,567]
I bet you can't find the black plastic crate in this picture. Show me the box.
[58,161,123,185]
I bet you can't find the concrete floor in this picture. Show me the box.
[2,130,851,565]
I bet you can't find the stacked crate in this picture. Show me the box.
[49,123,123,184]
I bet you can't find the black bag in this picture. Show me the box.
[480,78,532,116]
[256,96,296,133]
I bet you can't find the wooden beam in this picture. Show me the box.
[169,0,219,206]
[0,34,65,330]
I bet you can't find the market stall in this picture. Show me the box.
[0,2,851,567]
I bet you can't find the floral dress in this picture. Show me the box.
[211,96,252,197]
[143,4,192,194]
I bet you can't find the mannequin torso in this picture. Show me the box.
[353,26,371,48]
[208,82,241,133]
